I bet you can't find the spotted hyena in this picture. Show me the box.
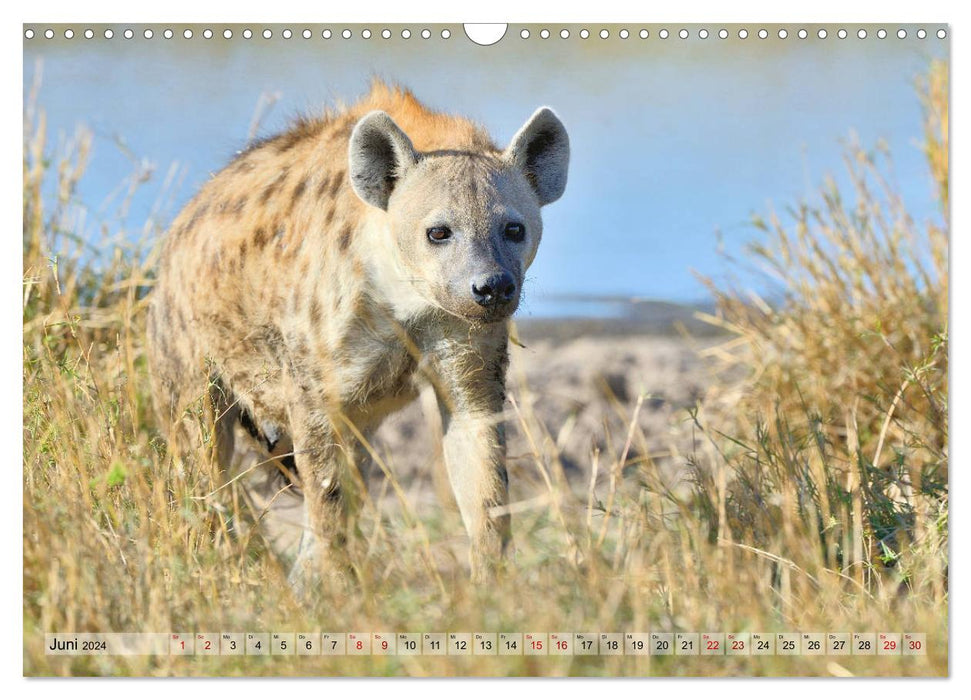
[147,81,569,583]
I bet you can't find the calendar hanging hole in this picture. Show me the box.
[464,24,506,46]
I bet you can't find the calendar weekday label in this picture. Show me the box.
[903,633,926,656]
[802,633,825,656]
[498,632,522,656]
[727,632,749,656]
[752,633,774,655]
[575,633,598,655]
[397,633,421,655]
[474,632,497,655]
[625,633,650,656]
[44,632,929,657]
[828,633,851,655]
[651,632,673,655]
[549,633,572,656]
[701,633,725,656]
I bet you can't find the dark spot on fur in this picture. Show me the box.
[184,202,209,235]
[254,226,268,249]
[240,117,323,159]
[329,171,344,197]
[338,224,352,252]
[324,207,336,226]
[259,168,290,205]
[232,195,248,217]
[309,297,322,325]
[274,130,304,154]
[227,155,252,174]
[316,174,332,197]
[289,177,308,212]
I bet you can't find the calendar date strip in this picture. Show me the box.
[45,632,927,657]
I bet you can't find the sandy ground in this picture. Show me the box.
[365,314,723,510]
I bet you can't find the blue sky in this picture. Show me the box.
[24,26,948,316]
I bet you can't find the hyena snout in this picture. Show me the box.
[471,270,517,309]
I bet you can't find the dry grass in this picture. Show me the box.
[22,62,948,677]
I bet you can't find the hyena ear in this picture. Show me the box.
[503,107,570,206]
[348,111,419,210]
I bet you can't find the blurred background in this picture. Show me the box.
[22,24,946,317]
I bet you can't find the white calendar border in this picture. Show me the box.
[7,0,961,696]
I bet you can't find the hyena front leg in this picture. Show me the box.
[440,412,511,582]
[288,405,353,588]
[433,334,512,583]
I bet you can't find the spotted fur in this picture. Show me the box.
[147,80,569,584]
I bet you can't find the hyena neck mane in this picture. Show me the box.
[331,80,498,154]
[249,80,499,162]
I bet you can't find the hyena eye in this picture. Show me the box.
[426,226,452,243]
[504,222,526,242]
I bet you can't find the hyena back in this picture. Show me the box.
[147,81,569,583]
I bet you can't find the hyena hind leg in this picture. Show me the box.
[209,385,307,560]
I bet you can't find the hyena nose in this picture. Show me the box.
[472,271,517,308]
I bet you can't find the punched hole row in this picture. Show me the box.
[24,26,948,41]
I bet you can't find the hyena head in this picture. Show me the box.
[349,107,569,323]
